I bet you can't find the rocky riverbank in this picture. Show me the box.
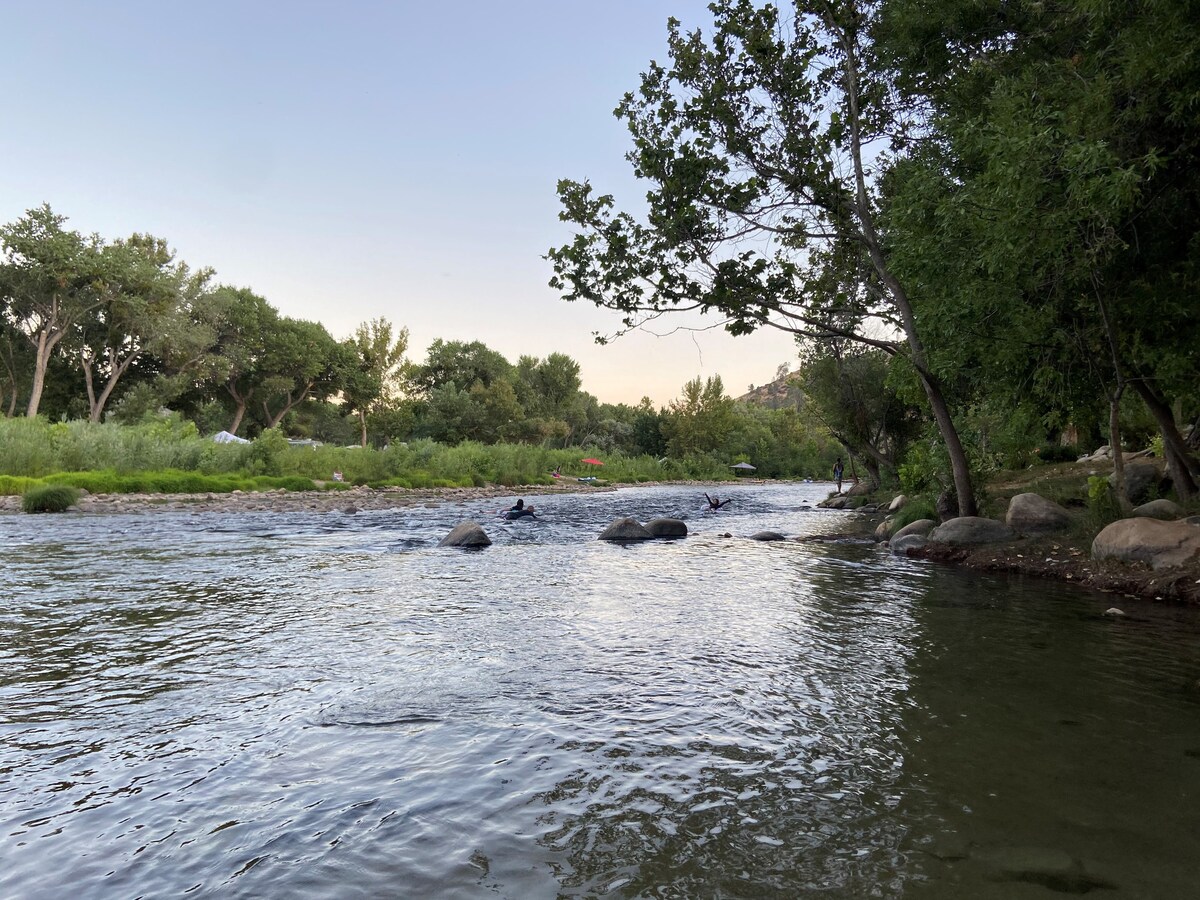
[0,479,618,516]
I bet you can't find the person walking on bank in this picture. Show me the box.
[833,458,844,494]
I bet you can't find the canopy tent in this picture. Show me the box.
[730,462,757,471]
[580,457,604,466]
[212,430,251,445]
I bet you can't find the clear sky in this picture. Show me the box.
[1,1,801,406]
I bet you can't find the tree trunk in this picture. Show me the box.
[26,331,54,418]
[359,409,368,448]
[228,402,247,435]
[1131,379,1199,500]
[1109,390,1133,515]
[838,21,975,517]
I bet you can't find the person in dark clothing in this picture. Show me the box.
[506,498,537,520]
[833,458,844,493]
[705,492,731,510]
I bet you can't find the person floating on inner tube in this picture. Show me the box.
[705,492,731,511]
[505,498,537,520]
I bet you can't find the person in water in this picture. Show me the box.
[705,492,731,510]
[506,498,537,520]
[833,458,844,493]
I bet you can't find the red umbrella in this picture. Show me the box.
[580,457,604,466]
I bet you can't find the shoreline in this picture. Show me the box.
[5,478,1196,605]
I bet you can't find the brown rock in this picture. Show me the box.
[1092,518,1200,570]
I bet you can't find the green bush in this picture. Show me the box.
[22,484,80,513]
[1034,444,1080,464]
[892,497,939,530]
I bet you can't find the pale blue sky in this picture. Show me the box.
[1,1,800,405]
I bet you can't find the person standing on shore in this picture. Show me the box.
[833,458,844,493]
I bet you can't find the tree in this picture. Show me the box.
[70,234,214,422]
[0,205,105,417]
[207,287,277,434]
[342,317,409,447]
[549,1,979,514]
[258,317,349,429]
[408,339,512,397]
[662,375,736,457]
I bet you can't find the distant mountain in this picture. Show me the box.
[737,375,806,410]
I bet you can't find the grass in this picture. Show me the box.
[22,484,79,513]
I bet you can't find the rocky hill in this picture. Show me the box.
[737,375,806,411]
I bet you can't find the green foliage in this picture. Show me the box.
[891,498,939,531]
[1034,444,1080,465]
[0,474,43,496]
[22,483,79,513]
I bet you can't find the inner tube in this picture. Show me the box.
[505,509,536,520]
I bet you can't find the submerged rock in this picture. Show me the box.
[438,521,491,548]
[598,517,654,542]
[750,531,786,541]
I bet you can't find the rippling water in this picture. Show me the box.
[3,484,1200,898]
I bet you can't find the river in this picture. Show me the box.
[3,483,1200,898]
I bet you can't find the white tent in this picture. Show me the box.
[212,430,251,444]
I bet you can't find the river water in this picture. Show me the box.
[3,483,1200,898]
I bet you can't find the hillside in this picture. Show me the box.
[737,375,806,411]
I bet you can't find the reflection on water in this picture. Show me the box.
[2,484,1199,898]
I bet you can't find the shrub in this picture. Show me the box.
[22,484,80,513]
[892,497,939,530]
[1034,444,1080,464]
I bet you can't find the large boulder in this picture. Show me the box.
[846,480,875,497]
[888,494,907,512]
[1006,492,1072,535]
[1092,518,1200,570]
[438,521,491,548]
[873,518,894,542]
[928,516,1016,546]
[598,517,654,542]
[645,517,688,538]
[1132,498,1182,520]
[890,518,936,546]
[1111,462,1164,505]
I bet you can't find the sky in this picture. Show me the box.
[1,1,802,406]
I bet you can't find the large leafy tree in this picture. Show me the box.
[549,0,979,514]
[880,0,1200,501]
[70,234,214,422]
[342,317,410,447]
[0,205,106,417]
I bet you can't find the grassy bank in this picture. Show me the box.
[0,417,740,496]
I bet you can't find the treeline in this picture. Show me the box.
[0,206,837,479]
[551,0,1200,512]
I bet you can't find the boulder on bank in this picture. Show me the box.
[888,494,907,512]
[1110,462,1164,505]
[846,480,875,497]
[1006,492,1072,535]
[928,516,1016,546]
[599,517,654,542]
[873,518,894,542]
[890,519,935,546]
[645,517,688,538]
[1132,498,1182,520]
[439,521,491,548]
[1092,518,1200,571]
[891,534,929,556]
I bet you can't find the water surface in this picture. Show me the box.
[3,484,1199,898]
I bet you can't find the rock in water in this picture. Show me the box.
[644,518,688,538]
[439,521,492,548]
[598,517,654,542]
[750,531,786,541]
